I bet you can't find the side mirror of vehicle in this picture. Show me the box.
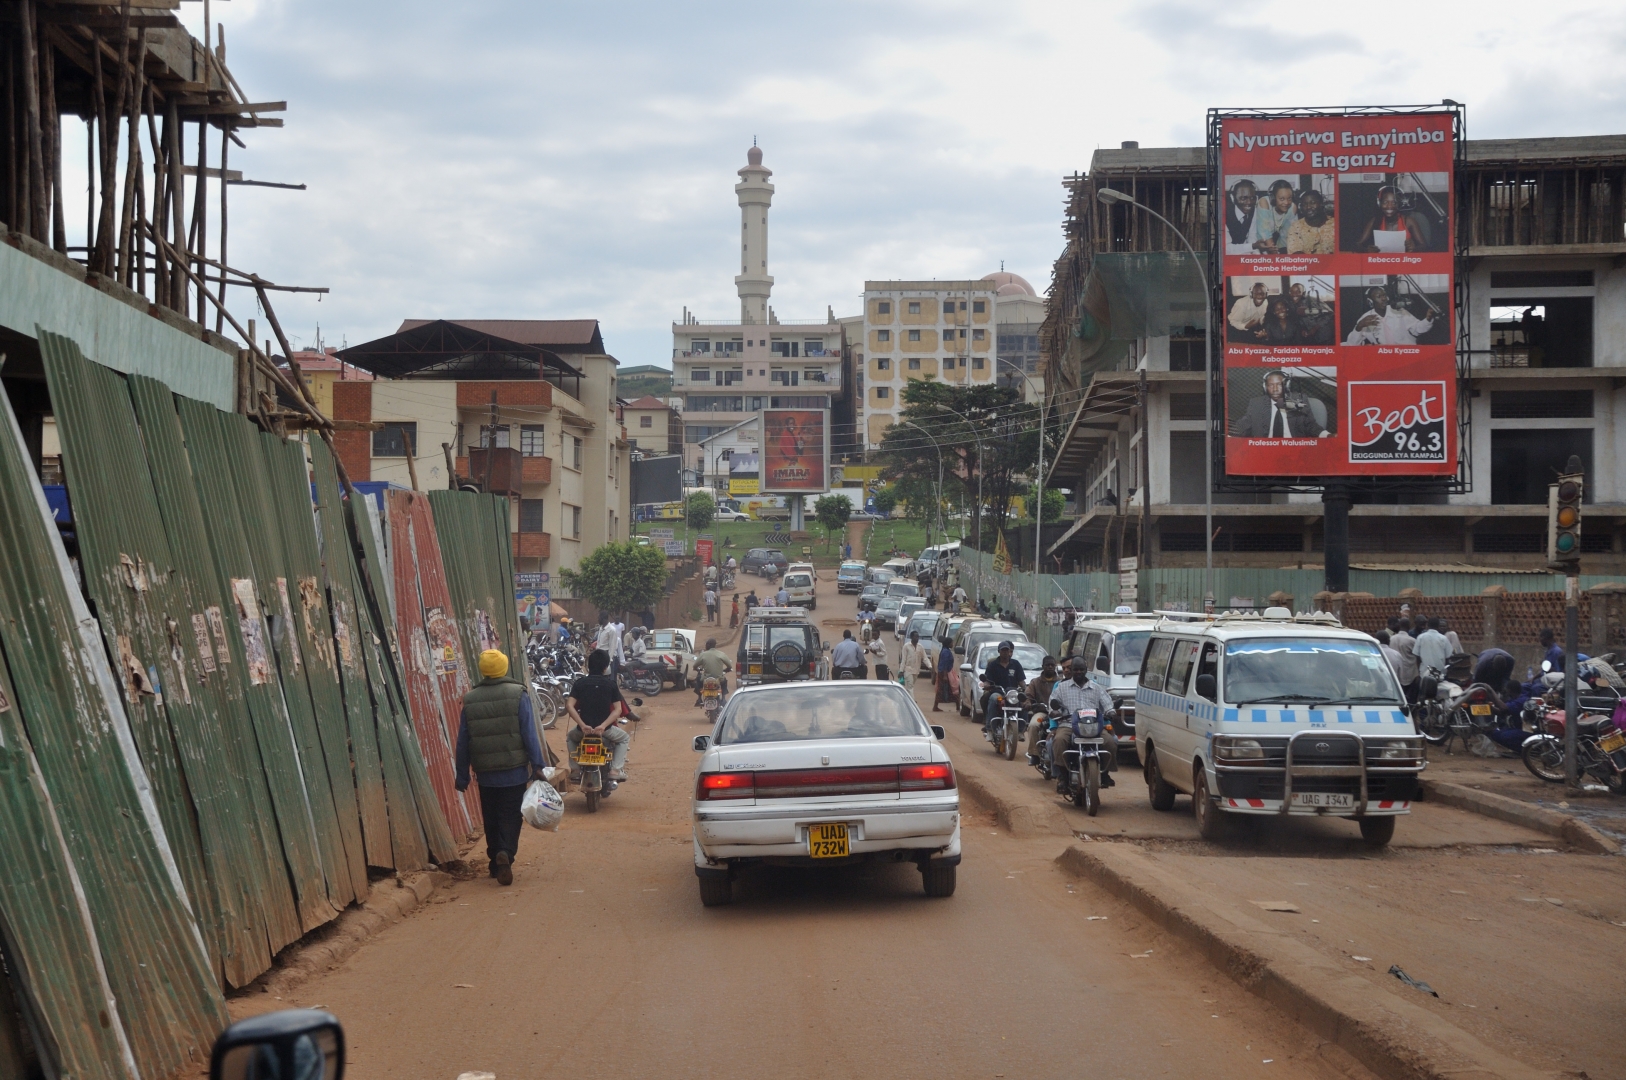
[1195,673,1217,699]
[1096,656,1110,673]
[931,725,946,740]
[960,664,972,674]
[693,735,711,752]
[211,1009,343,1080]
[953,646,964,655]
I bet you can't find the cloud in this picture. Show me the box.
[145,0,1626,365]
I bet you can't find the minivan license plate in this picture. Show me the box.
[808,823,849,858]
[1291,792,1354,809]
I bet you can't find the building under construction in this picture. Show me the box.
[1041,134,1626,577]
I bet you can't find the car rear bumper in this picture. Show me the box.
[1219,798,1412,817]
[694,803,960,864]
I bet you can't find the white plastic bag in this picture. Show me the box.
[522,779,564,831]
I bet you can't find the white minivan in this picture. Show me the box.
[1062,612,1163,762]
[1133,609,1425,847]
[781,569,817,610]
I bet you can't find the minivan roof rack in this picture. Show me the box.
[1151,608,1344,627]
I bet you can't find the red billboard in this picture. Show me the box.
[1217,111,1457,476]
[760,409,828,493]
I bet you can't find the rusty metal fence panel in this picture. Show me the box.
[0,346,225,1079]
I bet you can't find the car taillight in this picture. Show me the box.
[696,772,756,800]
[754,766,900,798]
[899,762,956,791]
[1466,687,1491,704]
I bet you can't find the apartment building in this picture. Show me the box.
[859,280,1000,447]
[623,395,682,456]
[280,348,374,417]
[672,145,853,483]
[333,319,630,580]
[1042,135,1626,574]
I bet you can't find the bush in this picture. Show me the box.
[558,541,668,615]
[686,491,716,530]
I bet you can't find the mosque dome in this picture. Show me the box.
[747,145,763,166]
[981,271,1036,297]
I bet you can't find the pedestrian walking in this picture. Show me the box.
[932,634,955,711]
[704,586,719,624]
[729,594,740,628]
[899,631,926,692]
[454,649,547,886]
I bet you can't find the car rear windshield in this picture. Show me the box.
[963,630,1026,656]
[717,686,927,744]
[869,569,895,583]
[1113,631,1151,675]
[784,574,812,588]
[886,582,919,597]
[1224,638,1403,706]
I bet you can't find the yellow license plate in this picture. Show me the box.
[575,738,609,766]
[808,823,849,859]
[1469,704,1492,715]
[1600,729,1626,753]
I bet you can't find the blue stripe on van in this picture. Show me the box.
[1391,710,1409,724]
[1223,708,1237,723]
[1336,710,1353,724]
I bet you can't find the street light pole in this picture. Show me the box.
[901,420,945,540]
[931,404,984,609]
[1097,186,1213,610]
[997,356,1045,626]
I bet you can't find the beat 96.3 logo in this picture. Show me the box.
[1348,381,1448,463]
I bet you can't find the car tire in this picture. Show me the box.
[1357,816,1396,847]
[1192,766,1224,840]
[1145,745,1177,811]
[958,697,970,717]
[698,872,733,907]
[921,862,956,898]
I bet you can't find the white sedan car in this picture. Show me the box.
[691,681,961,906]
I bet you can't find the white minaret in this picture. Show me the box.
[735,143,774,324]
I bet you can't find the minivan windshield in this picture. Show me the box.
[886,582,919,597]
[1224,638,1403,706]
[1113,631,1151,675]
[717,685,926,744]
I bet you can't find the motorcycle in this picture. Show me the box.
[983,689,1028,761]
[571,699,641,813]
[617,660,663,696]
[1521,702,1626,792]
[701,675,724,725]
[1420,680,1510,752]
[1033,700,1110,816]
[720,572,737,590]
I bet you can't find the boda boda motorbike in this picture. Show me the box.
[983,689,1028,761]
[571,698,641,813]
[701,675,724,725]
[1032,699,1111,816]
[1521,700,1626,792]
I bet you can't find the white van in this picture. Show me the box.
[781,569,817,610]
[1133,609,1424,847]
[918,542,961,569]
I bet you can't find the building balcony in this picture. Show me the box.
[513,531,552,561]
[466,447,522,495]
[522,455,553,485]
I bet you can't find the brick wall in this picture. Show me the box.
[330,381,373,481]
[1327,585,1626,654]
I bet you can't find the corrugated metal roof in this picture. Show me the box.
[396,318,605,353]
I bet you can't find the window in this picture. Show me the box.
[1169,394,1205,421]
[943,357,955,369]
[907,358,921,370]
[690,367,711,381]
[372,422,417,457]
[717,340,742,355]
[479,425,510,448]
[571,436,584,470]
[878,301,892,315]
[689,340,711,353]
[908,329,921,342]
[1489,298,1593,367]
[639,415,653,428]
[876,358,890,370]
[569,504,582,538]
[520,424,546,456]
[770,396,829,408]
[1490,270,1593,288]
[519,499,545,532]
[972,328,985,341]
[1489,390,1592,419]
[1169,336,1207,372]
[771,340,800,357]
[877,329,891,342]
[908,301,921,315]
[1195,644,1219,701]
[875,387,891,400]
[1165,640,1199,697]
[972,300,986,314]
[771,369,800,386]
[1139,637,1175,691]
[972,357,984,370]
[947,300,962,312]
[1491,429,1593,504]
[686,396,744,411]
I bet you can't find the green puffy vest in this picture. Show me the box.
[462,677,527,774]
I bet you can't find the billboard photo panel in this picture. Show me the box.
[1214,108,1459,479]
[760,409,829,493]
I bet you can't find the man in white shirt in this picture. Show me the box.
[1344,287,1434,345]
[898,631,927,691]
[1389,618,1420,700]
[1414,618,1451,676]
[1227,282,1270,342]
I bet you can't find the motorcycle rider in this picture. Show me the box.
[830,629,867,679]
[690,638,733,706]
[565,649,632,784]
[980,641,1027,734]
[1029,657,1117,788]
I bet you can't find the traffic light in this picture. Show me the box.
[1547,457,1584,569]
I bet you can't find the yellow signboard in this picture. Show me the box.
[841,465,883,482]
[729,478,760,495]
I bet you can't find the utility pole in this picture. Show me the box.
[1547,455,1584,790]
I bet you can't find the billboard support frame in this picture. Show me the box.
[1204,103,1471,497]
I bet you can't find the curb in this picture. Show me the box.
[1420,778,1618,855]
[249,870,453,996]
[954,767,1071,838]
[1055,844,1568,1080]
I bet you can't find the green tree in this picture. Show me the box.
[813,493,852,551]
[1040,487,1066,523]
[871,487,898,517]
[685,490,716,530]
[558,541,668,616]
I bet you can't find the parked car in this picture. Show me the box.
[743,547,789,576]
[837,561,868,594]
[691,682,960,905]
[712,508,749,522]
[736,606,824,686]
[896,598,926,633]
[960,640,1050,718]
[650,628,696,688]
[858,583,886,613]
[904,610,943,660]
[875,595,906,631]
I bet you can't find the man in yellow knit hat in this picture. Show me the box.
[455,649,547,886]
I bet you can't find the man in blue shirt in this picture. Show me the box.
[934,636,955,712]
[830,630,866,678]
[1539,627,1565,673]
[455,649,548,885]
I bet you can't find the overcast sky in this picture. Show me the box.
[174,0,1626,366]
